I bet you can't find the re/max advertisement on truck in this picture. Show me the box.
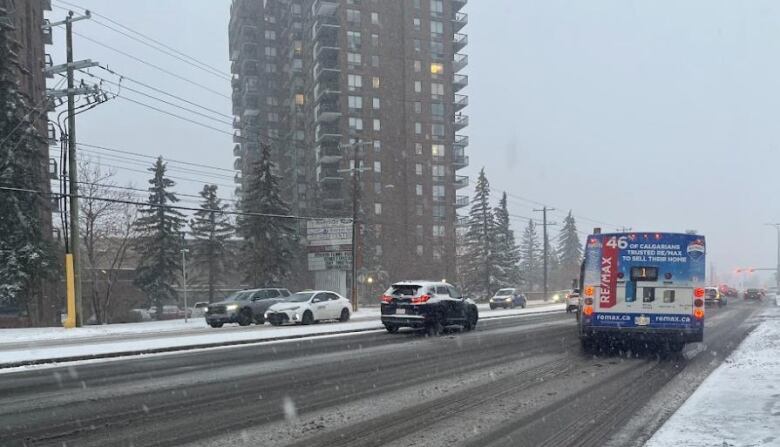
[582,232,706,329]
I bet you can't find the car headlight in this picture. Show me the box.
[552,294,560,302]
[226,304,239,311]
[294,313,300,320]
[505,298,512,302]
[203,307,208,313]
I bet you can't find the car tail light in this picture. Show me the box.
[693,308,704,320]
[380,295,393,304]
[693,288,705,298]
[694,298,704,307]
[411,294,431,304]
[583,305,594,316]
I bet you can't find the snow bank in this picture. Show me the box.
[646,307,780,447]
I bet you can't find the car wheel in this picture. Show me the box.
[384,324,399,334]
[464,308,478,331]
[426,311,445,336]
[339,308,350,322]
[209,322,223,328]
[237,309,252,326]
[521,301,527,309]
[301,310,314,325]
[270,319,282,326]
[489,304,496,310]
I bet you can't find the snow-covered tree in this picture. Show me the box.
[494,192,522,287]
[556,211,582,290]
[190,184,234,303]
[0,17,55,320]
[462,168,499,298]
[239,144,297,287]
[520,219,541,290]
[133,157,185,318]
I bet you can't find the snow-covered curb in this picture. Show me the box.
[645,307,780,447]
[0,303,565,367]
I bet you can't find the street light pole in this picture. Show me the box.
[765,223,780,293]
[181,248,189,323]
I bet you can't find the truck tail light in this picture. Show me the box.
[380,295,393,304]
[693,307,704,320]
[694,298,704,307]
[411,294,431,304]
[694,288,705,298]
[583,305,594,316]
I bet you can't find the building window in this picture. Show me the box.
[346,9,361,23]
[371,55,380,67]
[372,76,380,88]
[433,247,442,261]
[414,60,422,72]
[267,112,279,122]
[371,12,379,25]
[433,205,446,219]
[295,94,305,105]
[432,185,445,200]
[374,182,382,194]
[294,41,303,56]
[265,46,277,57]
[348,95,363,110]
[433,225,445,237]
[373,119,381,131]
[431,41,444,58]
[413,39,422,52]
[430,20,443,37]
[430,0,443,17]
[431,124,445,138]
[431,102,444,117]
[348,74,363,90]
[415,143,423,155]
[432,164,445,178]
[265,30,276,40]
[347,31,361,49]
[415,163,423,175]
[266,96,278,106]
[376,245,383,256]
[415,122,422,134]
[430,62,444,75]
[374,160,381,173]
[294,130,304,141]
[265,63,277,73]
[292,59,303,70]
[373,140,381,151]
[347,52,362,66]
[416,204,423,216]
[413,0,421,9]
[414,81,422,93]
[414,101,422,113]
[416,184,423,196]
[413,18,421,32]
[432,143,445,157]
[416,245,424,256]
[375,203,382,215]
[416,225,424,238]
[431,82,444,98]
[349,117,363,130]
[371,33,379,46]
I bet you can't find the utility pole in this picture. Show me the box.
[181,248,189,323]
[533,207,556,300]
[765,223,780,293]
[339,141,373,312]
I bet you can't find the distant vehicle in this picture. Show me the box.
[130,308,152,321]
[380,281,478,335]
[489,288,527,309]
[205,288,292,328]
[264,291,350,326]
[149,305,188,320]
[704,287,727,307]
[190,302,209,318]
[578,232,706,353]
[744,288,763,301]
[565,290,581,313]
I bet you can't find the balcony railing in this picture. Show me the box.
[42,20,52,45]
[453,53,468,73]
[453,33,468,52]
[453,12,468,33]
[313,0,339,16]
[454,94,468,111]
[454,152,469,169]
[455,195,469,208]
[315,102,341,122]
[454,134,469,150]
[233,157,243,170]
[233,144,242,157]
[233,129,242,143]
[453,114,469,130]
[317,144,343,164]
[454,175,469,189]
[453,0,468,13]
[313,17,340,42]
[454,74,468,92]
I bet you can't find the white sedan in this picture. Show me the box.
[264,290,351,326]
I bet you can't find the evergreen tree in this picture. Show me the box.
[462,168,499,298]
[239,144,297,287]
[190,184,234,303]
[556,211,583,290]
[493,192,522,287]
[520,219,541,290]
[0,16,54,318]
[133,157,185,318]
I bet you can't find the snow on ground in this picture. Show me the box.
[0,302,565,366]
[645,305,780,447]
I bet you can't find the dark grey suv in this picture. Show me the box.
[205,288,291,328]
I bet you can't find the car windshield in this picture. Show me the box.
[225,291,251,301]
[284,292,316,303]
[495,289,514,296]
[386,285,424,297]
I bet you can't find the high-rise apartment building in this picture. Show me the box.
[230,0,469,289]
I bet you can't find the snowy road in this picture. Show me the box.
[0,300,767,447]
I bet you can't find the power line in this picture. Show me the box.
[91,162,237,190]
[78,148,236,181]
[79,142,237,174]
[53,0,231,78]
[65,180,241,204]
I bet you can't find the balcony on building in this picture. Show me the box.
[233,144,243,157]
[455,195,469,209]
[42,20,53,45]
[41,0,52,11]
[453,94,468,112]
[453,53,468,73]
[315,100,341,123]
[453,114,469,131]
[317,142,342,164]
[454,134,469,151]
[315,124,342,145]
[231,74,240,88]
[453,33,468,53]
[456,215,469,227]
[313,0,339,16]
[233,129,242,144]
[317,165,343,184]
[453,12,468,33]
[452,0,468,13]
[44,53,54,78]
[314,40,340,64]
[233,157,243,171]
[234,172,242,184]
[453,74,468,92]
[454,175,469,190]
[233,116,242,129]
[313,16,340,43]
[453,149,469,170]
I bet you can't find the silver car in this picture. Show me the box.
[204,288,292,328]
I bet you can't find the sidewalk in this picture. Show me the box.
[645,305,780,447]
[0,302,564,368]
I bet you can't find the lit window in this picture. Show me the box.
[371,12,380,25]
[372,97,380,109]
[432,144,445,157]
[295,94,304,105]
[373,119,381,131]
[374,161,381,173]
[375,203,382,215]
[372,76,380,88]
[430,63,444,75]
[348,95,363,110]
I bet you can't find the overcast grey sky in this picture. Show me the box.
[49,0,780,285]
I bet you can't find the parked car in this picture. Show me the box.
[264,290,351,326]
[489,288,527,309]
[130,308,152,321]
[205,288,292,328]
[190,302,209,318]
[705,287,727,307]
[380,281,478,335]
[148,305,187,320]
[744,288,763,301]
